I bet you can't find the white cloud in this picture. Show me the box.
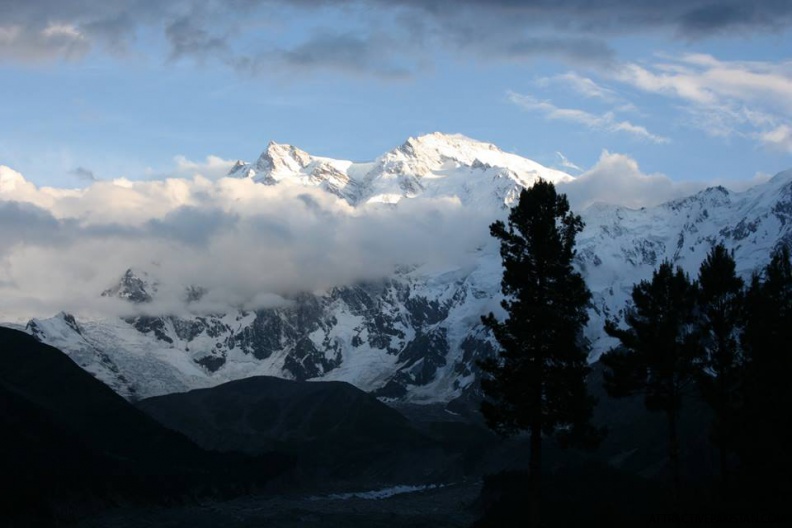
[0,21,90,61]
[559,151,703,210]
[559,149,772,210]
[42,23,84,41]
[555,151,583,173]
[611,54,792,151]
[170,155,237,180]
[759,124,792,153]
[507,91,669,144]
[0,168,490,320]
[536,72,619,101]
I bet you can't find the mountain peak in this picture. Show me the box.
[227,160,249,178]
[224,133,573,207]
[392,133,501,168]
[227,141,318,185]
[255,142,313,176]
[405,132,500,151]
[101,268,157,304]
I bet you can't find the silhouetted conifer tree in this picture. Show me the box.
[739,245,792,506]
[479,180,601,527]
[695,243,744,493]
[602,262,700,507]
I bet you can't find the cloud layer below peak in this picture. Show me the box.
[0,165,492,320]
[0,146,772,321]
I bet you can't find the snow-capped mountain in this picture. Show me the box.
[228,132,573,206]
[13,133,792,404]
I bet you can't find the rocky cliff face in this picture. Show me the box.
[25,264,499,403]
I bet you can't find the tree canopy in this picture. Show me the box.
[479,179,600,525]
[480,179,598,442]
[602,261,700,504]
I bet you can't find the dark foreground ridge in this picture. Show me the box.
[3,325,789,527]
[137,375,425,455]
[0,327,292,526]
[0,326,503,526]
[137,375,447,485]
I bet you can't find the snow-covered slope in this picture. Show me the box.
[10,134,792,404]
[578,171,792,349]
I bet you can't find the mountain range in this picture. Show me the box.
[6,133,792,405]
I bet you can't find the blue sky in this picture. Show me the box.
[2,0,792,188]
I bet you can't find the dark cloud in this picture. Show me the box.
[0,201,63,250]
[376,0,792,37]
[70,167,98,182]
[165,17,228,62]
[144,207,238,247]
[1,1,791,72]
[676,2,788,36]
[504,36,614,64]
[1,191,239,256]
[270,32,413,77]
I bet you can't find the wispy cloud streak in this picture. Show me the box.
[507,91,669,144]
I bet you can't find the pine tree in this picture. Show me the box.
[695,244,744,493]
[479,180,600,527]
[739,246,792,506]
[602,261,700,506]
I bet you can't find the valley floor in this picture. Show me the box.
[73,480,481,528]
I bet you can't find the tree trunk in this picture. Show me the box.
[529,422,542,527]
[667,408,681,510]
[715,350,732,498]
[719,444,730,497]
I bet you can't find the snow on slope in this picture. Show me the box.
[7,134,792,404]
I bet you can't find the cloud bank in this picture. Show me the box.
[0,165,492,320]
[2,146,775,322]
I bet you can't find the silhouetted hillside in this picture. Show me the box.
[138,376,424,454]
[137,376,502,486]
[0,327,291,526]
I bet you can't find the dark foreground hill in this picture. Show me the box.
[136,376,500,486]
[0,327,292,526]
[137,376,424,455]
